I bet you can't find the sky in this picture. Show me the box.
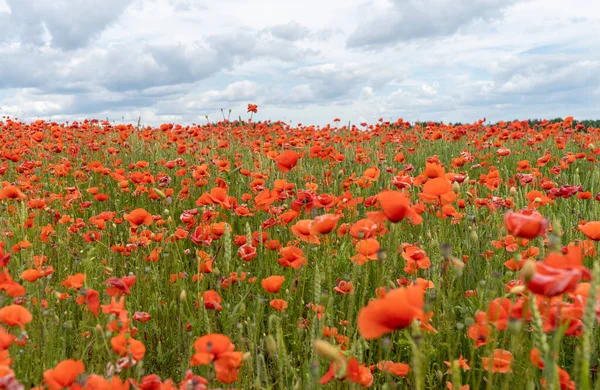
[0,0,599,126]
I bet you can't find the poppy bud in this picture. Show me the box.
[95,324,104,334]
[179,290,187,302]
[435,370,444,382]
[314,340,343,362]
[588,143,595,150]
[553,219,562,234]
[266,335,277,356]
[452,182,460,194]
[521,260,536,284]
[509,285,526,295]
[242,352,252,362]
[509,187,517,196]
[469,230,478,241]
[153,188,166,199]
[450,256,464,270]
[508,318,522,333]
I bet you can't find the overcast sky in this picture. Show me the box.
[1,0,598,126]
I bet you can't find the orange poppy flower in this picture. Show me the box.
[85,375,130,390]
[270,298,288,310]
[419,178,456,205]
[203,290,222,311]
[310,214,341,235]
[367,191,423,225]
[61,273,86,290]
[111,333,147,361]
[291,220,321,244]
[504,210,548,239]
[179,370,209,390]
[278,246,307,269]
[444,355,470,373]
[237,244,257,261]
[0,305,32,329]
[351,238,381,265]
[320,357,373,387]
[486,298,512,330]
[527,264,584,297]
[467,312,491,348]
[0,326,16,349]
[348,219,380,240]
[481,349,513,373]
[401,243,430,274]
[333,281,353,295]
[276,151,302,173]
[0,185,26,200]
[377,361,410,376]
[357,285,424,339]
[578,221,600,240]
[124,208,153,227]
[261,276,285,293]
[190,333,234,366]
[86,289,100,317]
[43,359,85,390]
[527,244,590,297]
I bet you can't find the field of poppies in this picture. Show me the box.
[0,111,599,389]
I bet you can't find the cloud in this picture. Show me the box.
[1,0,135,50]
[347,0,522,48]
[1,0,599,126]
[286,62,403,102]
[265,21,311,41]
[493,56,600,96]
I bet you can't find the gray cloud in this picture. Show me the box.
[285,62,403,103]
[347,0,522,48]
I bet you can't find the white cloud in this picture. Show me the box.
[346,0,523,48]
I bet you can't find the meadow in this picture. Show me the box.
[0,111,599,389]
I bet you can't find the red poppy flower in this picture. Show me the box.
[504,210,548,239]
